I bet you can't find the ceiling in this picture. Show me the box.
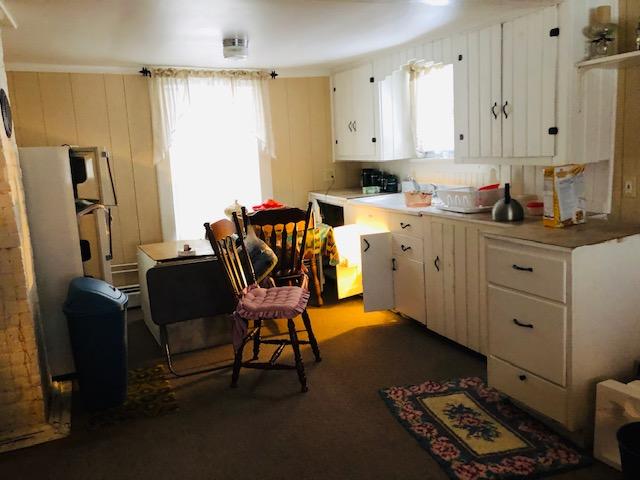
[2,0,557,72]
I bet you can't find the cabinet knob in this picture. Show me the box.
[512,264,533,272]
[491,102,498,119]
[513,318,534,329]
[502,101,510,119]
[518,374,527,381]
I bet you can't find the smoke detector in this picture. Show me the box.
[223,37,248,60]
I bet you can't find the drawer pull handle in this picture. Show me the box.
[400,222,411,229]
[518,374,527,381]
[513,318,534,329]
[512,264,533,272]
[363,238,370,252]
[401,245,412,252]
[392,258,397,271]
[434,255,440,272]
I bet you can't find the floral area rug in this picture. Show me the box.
[379,377,591,479]
[88,364,178,429]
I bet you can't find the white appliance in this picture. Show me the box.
[19,146,84,377]
[19,146,116,377]
[77,203,113,284]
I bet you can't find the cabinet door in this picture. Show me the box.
[502,6,558,157]
[424,218,483,352]
[361,231,394,312]
[378,75,395,160]
[479,24,502,157]
[393,257,426,324]
[455,24,502,160]
[351,63,377,158]
[333,70,353,158]
[424,219,446,336]
[391,68,413,159]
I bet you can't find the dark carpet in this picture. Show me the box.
[0,298,619,479]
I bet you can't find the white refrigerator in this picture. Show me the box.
[19,146,84,377]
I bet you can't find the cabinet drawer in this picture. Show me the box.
[488,285,566,385]
[486,242,566,302]
[488,356,568,426]
[392,234,424,262]
[389,213,422,238]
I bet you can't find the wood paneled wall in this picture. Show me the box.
[7,72,162,286]
[612,0,640,222]
[7,73,354,285]
[269,77,360,208]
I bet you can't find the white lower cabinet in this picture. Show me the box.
[485,234,640,434]
[346,205,427,324]
[360,227,426,324]
[423,217,486,353]
[393,256,426,325]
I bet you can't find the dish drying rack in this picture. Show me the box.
[436,186,503,214]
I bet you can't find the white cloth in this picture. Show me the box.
[409,63,455,159]
[149,69,274,240]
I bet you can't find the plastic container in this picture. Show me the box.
[64,277,128,410]
[526,201,544,216]
[618,422,640,479]
[438,186,504,210]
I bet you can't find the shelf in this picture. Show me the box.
[577,50,640,70]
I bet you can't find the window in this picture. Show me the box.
[412,63,455,159]
[151,72,272,240]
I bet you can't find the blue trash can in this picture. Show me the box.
[64,277,128,411]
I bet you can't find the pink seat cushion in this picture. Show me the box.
[235,285,310,320]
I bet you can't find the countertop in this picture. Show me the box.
[485,219,640,249]
[309,188,394,206]
[346,193,640,249]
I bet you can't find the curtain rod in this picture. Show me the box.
[139,66,278,79]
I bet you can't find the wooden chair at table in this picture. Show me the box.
[204,215,321,392]
[240,202,323,360]
[241,202,324,305]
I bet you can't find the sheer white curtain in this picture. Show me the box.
[150,69,274,240]
[410,63,455,159]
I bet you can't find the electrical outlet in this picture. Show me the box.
[624,176,637,199]
[324,168,335,182]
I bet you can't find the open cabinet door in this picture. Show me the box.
[361,231,394,312]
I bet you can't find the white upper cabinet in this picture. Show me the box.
[332,63,413,162]
[454,6,559,164]
[332,63,378,161]
[502,7,559,159]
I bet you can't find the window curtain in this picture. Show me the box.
[409,62,454,159]
[149,68,275,240]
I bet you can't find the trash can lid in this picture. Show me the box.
[63,277,128,316]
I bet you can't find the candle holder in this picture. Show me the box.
[586,5,618,58]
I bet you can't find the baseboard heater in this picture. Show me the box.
[112,262,141,308]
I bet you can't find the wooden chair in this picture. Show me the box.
[204,214,321,392]
[242,202,324,305]
[242,203,313,287]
